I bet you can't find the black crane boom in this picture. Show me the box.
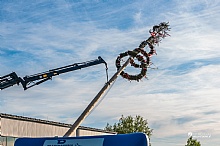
[0,56,107,90]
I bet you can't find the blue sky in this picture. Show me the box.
[1,0,220,145]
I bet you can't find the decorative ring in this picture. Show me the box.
[115,48,150,81]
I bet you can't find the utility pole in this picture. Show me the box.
[63,58,131,137]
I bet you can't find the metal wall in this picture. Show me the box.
[0,113,115,138]
[1,117,70,137]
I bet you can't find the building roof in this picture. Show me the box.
[0,113,116,134]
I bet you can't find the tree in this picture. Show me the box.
[104,115,153,141]
[185,136,201,146]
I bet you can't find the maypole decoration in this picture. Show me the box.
[64,22,171,137]
[116,22,171,81]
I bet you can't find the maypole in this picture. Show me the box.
[63,22,171,137]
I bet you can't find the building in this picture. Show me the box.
[0,113,116,146]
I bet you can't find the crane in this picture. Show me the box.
[0,56,107,90]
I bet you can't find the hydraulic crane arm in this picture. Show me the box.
[0,56,107,90]
[0,72,22,90]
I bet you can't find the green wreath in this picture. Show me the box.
[115,48,150,81]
